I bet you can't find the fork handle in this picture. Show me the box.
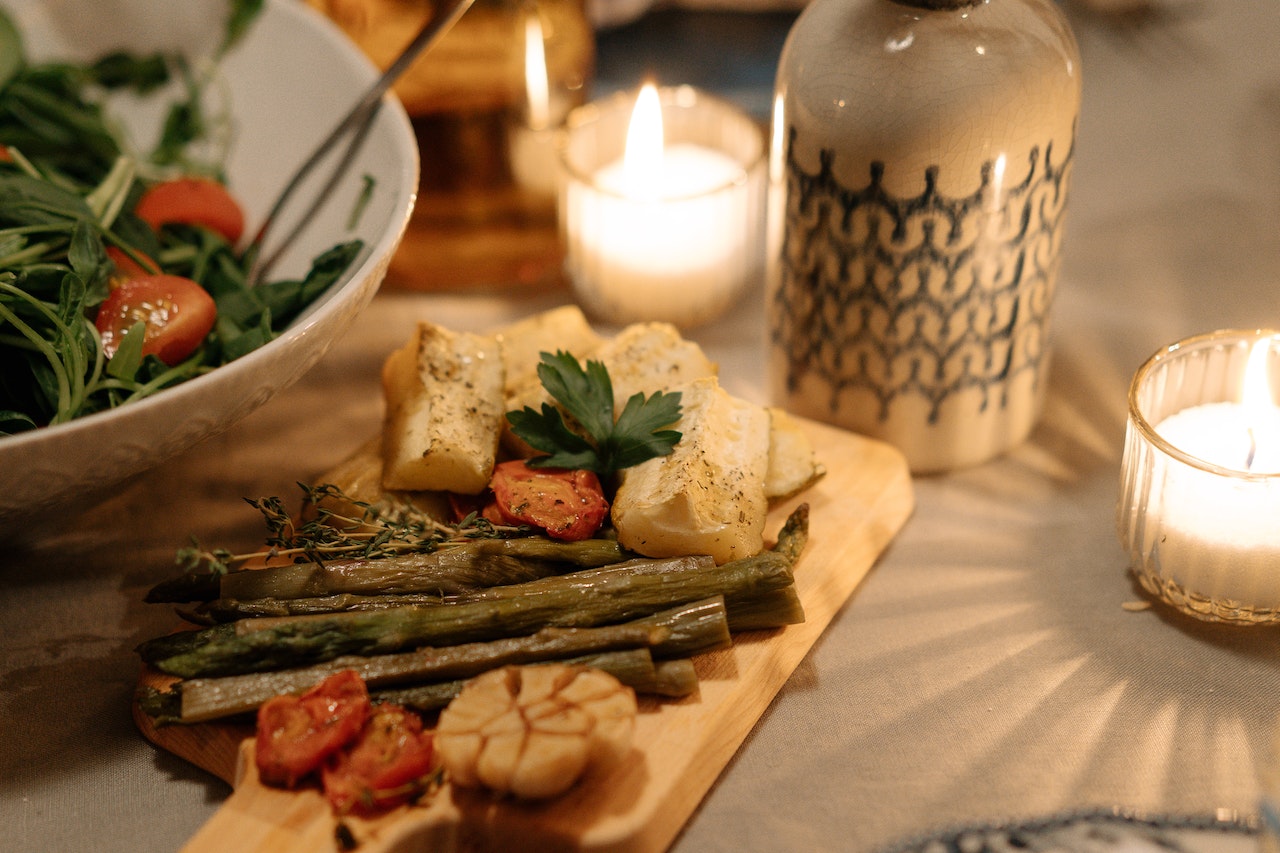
[246,0,478,285]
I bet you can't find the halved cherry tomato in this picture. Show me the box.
[321,703,436,815]
[135,177,245,244]
[489,459,609,541]
[94,274,216,366]
[447,491,506,526]
[105,246,159,283]
[255,670,371,788]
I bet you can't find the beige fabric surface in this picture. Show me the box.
[3,3,1280,852]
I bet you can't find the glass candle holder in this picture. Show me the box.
[310,0,594,291]
[1117,329,1280,624]
[558,85,767,329]
[1263,721,1280,853]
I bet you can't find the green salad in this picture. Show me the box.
[0,0,364,436]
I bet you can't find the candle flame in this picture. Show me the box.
[1241,335,1277,470]
[623,83,663,199]
[523,9,550,130]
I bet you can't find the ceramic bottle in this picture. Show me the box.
[767,0,1081,472]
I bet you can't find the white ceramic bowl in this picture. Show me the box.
[0,0,418,526]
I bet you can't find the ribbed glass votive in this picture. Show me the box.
[558,85,766,329]
[1117,329,1280,624]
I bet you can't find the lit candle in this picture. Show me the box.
[1156,340,1280,472]
[509,7,560,197]
[560,83,766,329]
[1119,331,1280,621]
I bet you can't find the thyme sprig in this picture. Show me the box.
[175,483,532,575]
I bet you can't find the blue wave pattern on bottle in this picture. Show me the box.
[770,124,1075,425]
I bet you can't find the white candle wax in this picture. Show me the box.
[510,124,560,197]
[1159,402,1280,472]
[1147,402,1280,609]
[566,142,748,327]
[509,9,564,199]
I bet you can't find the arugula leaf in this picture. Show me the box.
[152,57,205,168]
[0,4,362,434]
[0,173,94,225]
[507,351,683,475]
[2,69,122,181]
[220,0,266,59]
[89,52,170,94]
[67,219,104,286]
[255,240,364,325]
[0,409,37,434]
[106,320,146,381]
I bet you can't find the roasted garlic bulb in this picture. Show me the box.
[436,665,637,800]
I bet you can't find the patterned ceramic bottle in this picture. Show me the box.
[767,0,1081,472]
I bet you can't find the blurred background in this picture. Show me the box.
[301,0,1213,297]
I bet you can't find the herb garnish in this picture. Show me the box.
[506,351,683,475]
[171,482,530,578]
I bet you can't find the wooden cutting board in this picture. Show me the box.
[134,417,914,852]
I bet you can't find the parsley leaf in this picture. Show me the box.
[507,351,683,475]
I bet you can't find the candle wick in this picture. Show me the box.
[1246,426,1257,471]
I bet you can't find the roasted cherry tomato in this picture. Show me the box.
[489,460,609,541]
[94,274,216,365]
[447,491,506,526]
[322,703,436,815]
[135,176,245,244]
[255,670,371,788]
[105,246,159,282]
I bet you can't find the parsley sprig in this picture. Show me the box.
[507,351,683,475]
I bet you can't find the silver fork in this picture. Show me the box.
[245,0,476,286]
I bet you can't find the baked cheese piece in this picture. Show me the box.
[764,407,824,500]
[611,376,770,564]
[381,322,505,494]
[495,305,604,406]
